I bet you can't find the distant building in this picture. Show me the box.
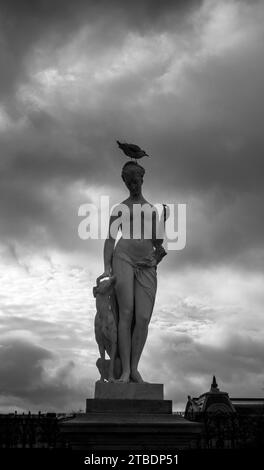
[185,376,236,417]
[185,376,264,449]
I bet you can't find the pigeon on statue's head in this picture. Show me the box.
[116,140,149,161]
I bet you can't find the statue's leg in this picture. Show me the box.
[98,345,106,382]
[108,341,117,382]
[131,268,157,383]
[112,255,134,383]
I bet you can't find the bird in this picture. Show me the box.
[116,140,149,160]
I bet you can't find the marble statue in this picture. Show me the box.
[94,160,167,383]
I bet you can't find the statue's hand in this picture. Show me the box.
[96,268,112,285]
[154,245,167,265]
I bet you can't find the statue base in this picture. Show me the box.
[94,380,163,400]
[60,382,203,451]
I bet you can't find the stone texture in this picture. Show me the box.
[59,382,203,450]
[94,381,163,400]
[86,398,172,414]
[60,412,203,451]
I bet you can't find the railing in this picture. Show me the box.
[186,411,264,449]
[0,412,73,448]
[1,411,264,449]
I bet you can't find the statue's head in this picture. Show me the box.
[121,162,145,197]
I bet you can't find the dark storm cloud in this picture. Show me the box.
[144,330,264,404]
[164,189,264,271]
[0,337,86,410]
[147,38,264,194]
[0,0,264,270]
[0,0,201,98]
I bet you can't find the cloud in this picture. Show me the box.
[0,0,263,271]
[0,253,264,412]
[142,328,264,409]
[0,0,201,99]
[0,336,87,411]
[0,0,264,411]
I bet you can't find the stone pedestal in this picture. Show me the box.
[60,382,203,451]
[95,381,163,400]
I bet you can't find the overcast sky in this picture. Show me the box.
[0,0,264,412]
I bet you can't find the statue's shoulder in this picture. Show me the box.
[142,199,153,207]
[120,198,130,206]
[110,200,127,218]
[120,198,133,211]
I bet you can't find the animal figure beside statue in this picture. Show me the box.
[93,275,122,382]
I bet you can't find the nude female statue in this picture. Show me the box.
[96,161,166,383]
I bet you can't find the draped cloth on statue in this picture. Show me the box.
[95,239,158,381]
[111,202,167,323]
[95,204,167,380]
[112,238,157,343]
